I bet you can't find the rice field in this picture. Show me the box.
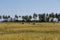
[0,22,60,40]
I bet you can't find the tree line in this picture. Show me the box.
[0,12,60,22]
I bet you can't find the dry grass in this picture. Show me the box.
[0,22,60,40]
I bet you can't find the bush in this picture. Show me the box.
[33,22,35,25]
[22,22,24,24]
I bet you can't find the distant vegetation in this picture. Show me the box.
[0,12,60,40]
[0,12,60,22]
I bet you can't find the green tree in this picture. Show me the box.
[0,15,2,19]
[3,15,8,22]
[42,13,45,22]
[38,14,41,22]
[22,16,25,22]
[46,14,49,22]
[33,13,37,22]
[55,13,58,18]
[28,15,32,21]
[14,15,18,21]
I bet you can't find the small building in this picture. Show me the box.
[49,17,53,22]
[53,18,58,22]
[49,17,58,22]
[58,18,60,22]
[0,18,4,22]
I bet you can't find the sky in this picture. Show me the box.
[0,0,60,17]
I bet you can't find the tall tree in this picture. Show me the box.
[58,13,60,21]
[28,15,32,22]
[24,15,28,22]
[55,13,58,18]
[46,14,49,22]
[42,13,45,22]
[14,15,18,22]
[33,13,37,22]
[0,15,2,19]
[22,16,25,22]
[51,12,54,18]
[38,14,41,22]
[3,15,8,22]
